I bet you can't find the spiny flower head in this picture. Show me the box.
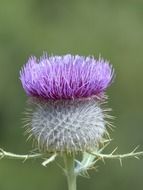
[20,54,114,153]
[20,54,114,100]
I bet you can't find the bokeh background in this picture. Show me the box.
[0,0,143,189]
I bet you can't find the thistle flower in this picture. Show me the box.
[20,54,114,153]
[0,54,142,190]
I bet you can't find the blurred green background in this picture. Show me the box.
[0,0,143,189]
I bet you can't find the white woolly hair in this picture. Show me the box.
[24,98,112,153]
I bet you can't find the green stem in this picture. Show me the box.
[0,148,43,160]
[64,154,77,190]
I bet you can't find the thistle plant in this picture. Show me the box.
[1,54,143,190]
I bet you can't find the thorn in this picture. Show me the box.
[83,171,90,178]
[89,165,97,171]
[29,148,39,154]
[79,171,90,179]
[26,134,33,142]
[132,145,140,153]
[42,154,57,167]
[75,159,82,166]
[105,131,111,141]
[22,155,29,163]
[0,148,5,159]
[99,142,110,153]
[107,123,115,132]
[134,156,140,160]
[0,148,5,154]
[0,154,4,159]
[92,158,100,165]
[102,138,113,144]
[119,158,123,167]
[101,156,105,164]
[111,147,118,155]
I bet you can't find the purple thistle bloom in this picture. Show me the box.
[20,54,114,100]
[20,54,114,153]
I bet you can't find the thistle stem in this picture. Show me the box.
[0,149,43,160]
[64,154,77,190]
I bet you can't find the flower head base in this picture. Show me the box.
[20,54,114,153]
[25,98,109,153]
[20,54,114,100]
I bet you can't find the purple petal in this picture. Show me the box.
[20,54,114,100]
